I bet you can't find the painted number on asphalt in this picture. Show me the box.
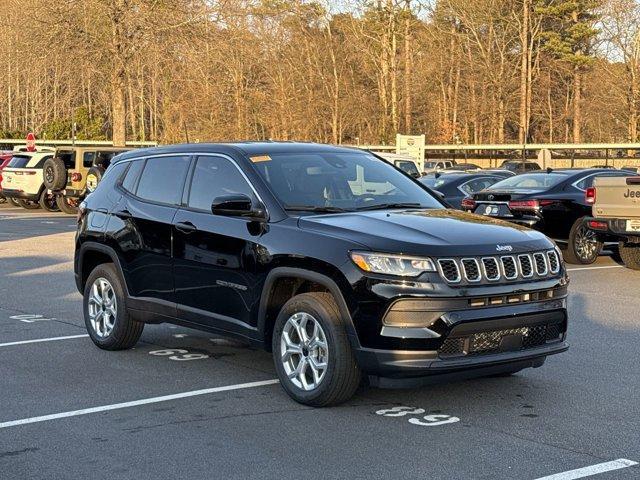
[148,349,209,361]
[9,314,55,323]
[376,406,460,427]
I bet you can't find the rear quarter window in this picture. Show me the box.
[121,160,145,193]
[7,155,31,168]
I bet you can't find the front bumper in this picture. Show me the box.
[355,308,568,383]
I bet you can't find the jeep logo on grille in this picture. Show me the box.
[496,244,513,252]
[488,194,495,200]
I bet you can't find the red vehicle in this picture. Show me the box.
[0,151,14,204]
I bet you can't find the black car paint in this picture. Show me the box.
[470,169,633,240]
[75,143,569,382]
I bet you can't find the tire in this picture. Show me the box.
[43,157,67,190]
[83,263,144,350]
[563,217,602,265]
[7,197,19,207]
[0,195,6,204]
[272,292,361,407]
[56,195,79,214]
[38,190,59,212]
[86,166,105,194]
[619,242,640,270]
[16,198,40,210]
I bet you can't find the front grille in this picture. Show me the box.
[518,254,533,277]
[533,252,548,275]
[438,259,461,283]
[438,322,563,358]
[547,250,560,273]
[461,258,481,282]
[436,250,561,285]
[501,256,517,280]
[482,258,500,281]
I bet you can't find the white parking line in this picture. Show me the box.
[0,379,280,429]
[0,334,89,348]
[534,459,638,480]
[566,265,623,272]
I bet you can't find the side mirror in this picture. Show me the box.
[433,190,446,200]
[211,194,267,221]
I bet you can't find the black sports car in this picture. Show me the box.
[419,172,505,209]
[464,168,634,264]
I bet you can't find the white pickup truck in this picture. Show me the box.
[585,175,640,269]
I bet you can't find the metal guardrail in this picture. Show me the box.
[356,143,640,151]
[0,139,157,148]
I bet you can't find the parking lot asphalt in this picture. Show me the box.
[1,203,639,480]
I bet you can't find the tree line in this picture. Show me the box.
[0,0,638,146]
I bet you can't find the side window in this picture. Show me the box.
[58,151,76,169]
[574,174,596,191]
[83,152,96,168]
[136,156,190,205]
[188,156,255,211]
[121,160,145,193]
[95,162,127,191]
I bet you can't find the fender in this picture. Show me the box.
[257,267,361,349]
[76,241,129,295]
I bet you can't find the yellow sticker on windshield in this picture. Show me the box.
[250,155,272,163]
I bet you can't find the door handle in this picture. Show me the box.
[115,209,132,219]
[175,221,197,234]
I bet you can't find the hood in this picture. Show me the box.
[298,208,553,257]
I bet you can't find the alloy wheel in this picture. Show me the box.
[87,277,117,338]
[574,225,599,261]
[280,312,329,391]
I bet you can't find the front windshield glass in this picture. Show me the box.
[488,173,567,190]
[251,151,443,211]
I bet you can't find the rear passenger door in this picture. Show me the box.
[172,154,263,335]
[110,155,190,314]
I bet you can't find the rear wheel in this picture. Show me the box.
[272,292,361,407]
[564,217,602,264]
[83,263,144,350]
[16,198,40,210]
[7,197,19,207]
[619,243,640,270]
[38,190,59,212]
[56,195,79,214]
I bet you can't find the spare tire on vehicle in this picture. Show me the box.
[43,157,68,190]
[86,166,105,194]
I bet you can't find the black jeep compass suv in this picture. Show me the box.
[74,142,569,406]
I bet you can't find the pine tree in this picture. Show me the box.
[535,0,601,142]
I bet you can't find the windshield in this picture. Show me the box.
[488,173,567,190]
[251,151,443,212]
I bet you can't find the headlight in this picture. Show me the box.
[555,245,564,263]
[350,251,436,277]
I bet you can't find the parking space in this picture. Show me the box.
[1,203,639,480]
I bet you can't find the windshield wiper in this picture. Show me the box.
[355,202,423,211]
[284,205,351,213]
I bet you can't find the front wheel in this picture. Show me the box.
[563,217,602,264]
[56,195,79,214]
[619,243,640,270]
[272,292,361,407]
